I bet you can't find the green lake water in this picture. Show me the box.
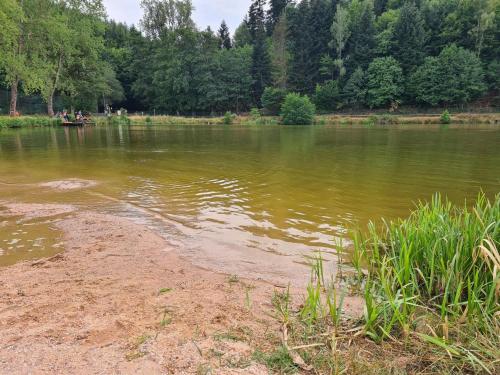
[0,124,499,270]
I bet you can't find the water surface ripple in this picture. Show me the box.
[1,124,499,269]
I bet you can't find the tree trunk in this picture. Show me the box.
[47,94,54,117]
[47,54,64,117]
[9,77,19,116]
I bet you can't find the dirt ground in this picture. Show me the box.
[0,195,364,374]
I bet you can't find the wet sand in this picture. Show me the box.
[0,204,280,374]
[0,182,363,374]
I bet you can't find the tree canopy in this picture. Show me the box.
[0,0,498,115]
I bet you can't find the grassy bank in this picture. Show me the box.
[260,193,499,374]
[91,112,500,127]
[1,112,499,128]
[124,113,500,126]
[0,116,62,128]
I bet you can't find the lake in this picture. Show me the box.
[0,124,499,273]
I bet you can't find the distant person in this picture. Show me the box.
[63,111,69,122]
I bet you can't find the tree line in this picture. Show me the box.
[1,0,498,116]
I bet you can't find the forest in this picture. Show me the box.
[0,0,499,116]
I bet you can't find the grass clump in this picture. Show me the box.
[252,347,297,374]
[355,193,499,335]
[266,193,499,374]
[353,192,500,373]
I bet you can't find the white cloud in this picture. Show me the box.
[103,0,250,33]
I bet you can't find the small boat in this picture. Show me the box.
[62,119,95,127]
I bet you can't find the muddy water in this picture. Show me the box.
[0,124,499,268]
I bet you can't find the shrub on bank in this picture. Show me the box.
[280,93,316,125]
[108,115,131,125]
[222,111,236,125]
[441,109,451,124]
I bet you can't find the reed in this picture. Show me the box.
[357,193,499,333]
[354,192,499,372]
[265,194,499,374]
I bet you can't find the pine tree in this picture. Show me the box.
[218,20,232,49]
[374,0,388,16]
[288,0,333,92]
[267,0,290,34]
[346,0,376,72]
[307,0,335,85]
[390,1,427,73]
[248,0,272,104]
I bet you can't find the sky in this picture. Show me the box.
[103,0,250,34]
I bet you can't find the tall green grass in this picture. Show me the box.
[355,193,499,338]
[0,116,62,128]
[353,193,499,373]
[266,194,499,374]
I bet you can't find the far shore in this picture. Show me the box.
[1,112,499,129]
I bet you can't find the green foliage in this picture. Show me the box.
[1,0,498,115]
[249,0,272,103]
[313,80,341,112]
[249,107,261,121]
[217,20,232,49]
[441,110,451,124]
[0,116,61,128]
[108,114,131,125]
[223,111,236,125]
[280,93,316,125]
[411,45,487,106]
[261,87,287,115]
[346,0,376,71]
[366,57,403,108]
[355,193,499,339]
[390,1,427,72]
[343,67,367,106]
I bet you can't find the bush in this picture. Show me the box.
[261,87,287,115]
[313,80,341,112]
[280,93,316,125]
[223,111,236,125]
[440,110,451,124]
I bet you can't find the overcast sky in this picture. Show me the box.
[103,0,250,33]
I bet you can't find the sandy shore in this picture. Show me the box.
[0,196,363,374]
[0,203,279,374]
